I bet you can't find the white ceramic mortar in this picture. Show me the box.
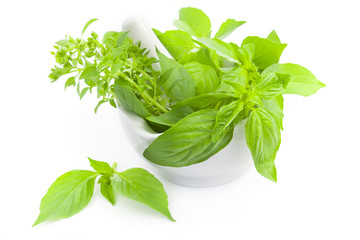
[118,16,252,187]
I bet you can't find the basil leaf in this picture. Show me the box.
[112,168,174,221]
[255,72,290,99]
[215,19,246,39]
[79,66,99,86]
[245,107,281,182]
[212,100,244,142]
[183,61,219,94]
[144,109,233,167]
[146,106,194,127]
[173,7,211,37]
[221,67,247,87]
[114,83,150,118]
[33,170,98,226]
[266,30,281,43]
[195,47,219,71]
[197,37,239,63]
[82,18,98,36]
[88,157,113,174]
[153,29,196,60]
[157,50,196,102]
[263,63,325,96]
[262,95,284,130]
[242,36,287,70]
[172,92,232,109]
[98,175,116,206]
[64,76,76,90]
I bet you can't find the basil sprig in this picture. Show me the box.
[33,158,174,226]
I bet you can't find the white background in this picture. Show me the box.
[1,0,359,239]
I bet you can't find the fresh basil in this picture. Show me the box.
[263,63,325,96]
[157,50,196,102]
[212,100,244,142]
[215,19,246,39]
[242,36,287,70]
[113,168,175,221]
[33,170,98,226]
[153,29,196,60]
[144,109,233,167]
[184,61,219,94]
[34,158,174,226]
[245,107,281,182]
[173,7,211,37]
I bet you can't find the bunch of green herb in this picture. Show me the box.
[49,18,169,115]
[37,7,325,225]
[144,7,325,182]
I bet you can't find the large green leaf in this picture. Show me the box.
[173,7,211,37]
[143,109,233,167]
[112,168,174,221]
[242,36,287,70]
[262,95,284,130]
[33,170,98,226]
[245,107,281,182]
[212,100,244,141]
[214,19,246,39]
[157,50,196,102]
[195,47,219,71]
[197,37,239,63]
[263,63,325,96]
[184,61,219,94]
[153,29,196,60]
[114,83,150,118]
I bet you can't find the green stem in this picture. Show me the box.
[116,71,168,113]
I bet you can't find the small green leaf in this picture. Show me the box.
[196,37,239,63]
[212,100,244,142]
[79,87,89,100]
[82,18,98,36]
[117,31,128,47]
[242,36,287,70]
[157,50,196,102]
[144,109,233,167]
[214,19,246,39]
[64,77,76,90]
[98,175,116,206]
[245,107,281,182]
[266,30,281,43]
[153,29,196,60]
[79,66,99,86]
[33,170,98,226]
[173,7,211,37]
[195,47,219,71]
[88,157,113,174]
[263,63,325,96]
[255,72,290,99]
[112,168,175,221]
[94,99,107,114]
[114,83,150,118]
[183,61,219,94]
